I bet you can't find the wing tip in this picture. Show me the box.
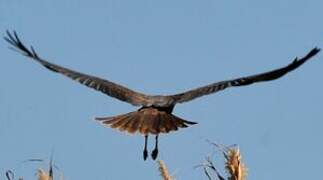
[291,47,320,66]
[4,30,39,58]
[308,47,321,57]
[298,47,321,64]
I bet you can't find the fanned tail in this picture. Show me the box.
[95,108,197,135]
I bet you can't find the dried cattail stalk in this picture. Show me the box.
[224,148,247,180]
[158,160,173,180]
[37,169,52,180]
[200,142,248,180]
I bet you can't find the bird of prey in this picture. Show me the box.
[4,30,320,160]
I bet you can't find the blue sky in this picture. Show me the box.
[0,0,322,179]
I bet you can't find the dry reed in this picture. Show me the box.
[157,160,174,180]
[200,144,247,180]
[37,168,52,180]
[224,148,247,180]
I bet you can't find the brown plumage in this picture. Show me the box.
[4,30,320,160]
[96,107,196,135]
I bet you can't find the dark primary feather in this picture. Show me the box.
[170,48,320,103]
[4,30,151,106]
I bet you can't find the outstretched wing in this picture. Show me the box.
[170,48,320,104]
[4,30,151,106]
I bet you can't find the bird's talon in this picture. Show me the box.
[143,150,148,160]
[151,149,158,160]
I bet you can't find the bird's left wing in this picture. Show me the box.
[4,31,152,106]
[170,48,320,104]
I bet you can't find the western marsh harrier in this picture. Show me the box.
[4,31,320,160]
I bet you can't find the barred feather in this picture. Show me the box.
[95,107,197,135]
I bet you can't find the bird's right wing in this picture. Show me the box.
[5,30,151,106]
[170,48,320,104]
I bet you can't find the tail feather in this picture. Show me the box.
[147,111,159,134]
[96,112,132,125]
[172,114,197,128]
[156,114,170,133]
[152,114,163,134]
[110,114,132,129]
[124,114,140,134]
[162,114,178,133]
[95,107,197,135]
[119,114,137,132]
[171,115,186,128]
[139,112,151,134]
[135,112,146,134]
